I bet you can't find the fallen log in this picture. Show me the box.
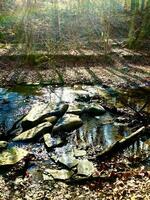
[96,126,148,161]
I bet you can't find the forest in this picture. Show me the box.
[0,0,150,199]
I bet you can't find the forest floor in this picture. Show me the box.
[0,46,150,89]
[0,154,150,200]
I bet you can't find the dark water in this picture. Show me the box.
[0,88,29,131]
[0,85,149,159]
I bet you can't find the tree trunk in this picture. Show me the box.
[54,0,61,42]
[131,0,136,11]
[141,0,145,10]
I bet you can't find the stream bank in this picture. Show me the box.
[0,51,150,89]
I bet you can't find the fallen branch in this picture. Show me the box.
[139,100,149,112]
[96,126,147,161]
[120,98,144,118]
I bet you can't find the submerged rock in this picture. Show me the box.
[53,114,83,134]
[0,141,8,150]
[0,147,28,166]
[77,159,95,177]
[44,133,64,149]
[12,122,52,142]
[43,169,73,180]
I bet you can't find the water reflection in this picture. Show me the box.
[73,114,131,149]
[0,88,31,131]
[103,124,115,146]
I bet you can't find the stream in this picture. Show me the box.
[0,85,149,160]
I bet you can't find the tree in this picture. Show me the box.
[137,0,150,45]
[128,0,150,49]
[141,0,145,10]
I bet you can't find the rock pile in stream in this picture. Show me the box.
[0,101,107,181]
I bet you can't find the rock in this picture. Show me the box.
[95,113,114,124]
[96,88,109,98]
[0,147,28,166]
[77,159,95,177]
[74,149,86,157]
[53,114,83,134]
[58,153,79,168]
[114,122,129,127]
[82,103,106,116]
[0,141,8,150]
[115,117,129,123]
[43,116,57,125]
[8,103,69,134]
[43,169,73,180]
[44,133,64,149]
[14,177,24,186]
[74,90,91,102]
[12,122,52,142]
[21,103,69,130]
[67,103,85,115]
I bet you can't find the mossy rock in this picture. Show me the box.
[0,147,28,166]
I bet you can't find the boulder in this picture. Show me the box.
[0,147,28,166]
[52,114,83,134]
[8,103,68,134]
[82,103,106,116]
[0,141,8,150]
[12,122,52,142]
[43,169,73,181]
[44,133,64,149]
[21,103,69,130]
[77,159,95,177]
